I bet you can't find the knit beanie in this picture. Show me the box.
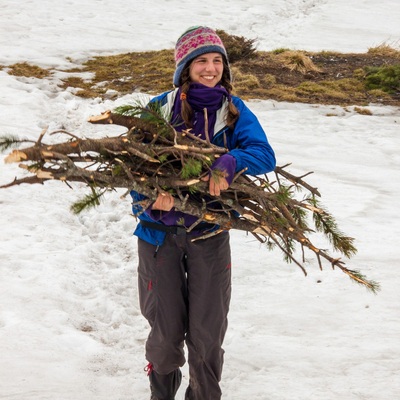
[173,26,229,86]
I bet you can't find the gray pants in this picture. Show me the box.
[138,231,232,400]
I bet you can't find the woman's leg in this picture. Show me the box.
[184,232,232,400]
[137,237,187,398]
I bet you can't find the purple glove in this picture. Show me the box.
[210,154,237,184]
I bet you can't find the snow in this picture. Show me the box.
[1,1,399,399]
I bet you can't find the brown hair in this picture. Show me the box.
[179,58,239,129]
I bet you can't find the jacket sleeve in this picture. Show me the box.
[228,98,276,175]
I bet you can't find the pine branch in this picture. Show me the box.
[70,186,106,214]
[337,266,381,294]
[275,164,321,197]
[0,106,380,293]
[308,196,357,257]
[0,134,35,152]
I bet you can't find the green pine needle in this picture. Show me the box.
[114,101,175,139]
[275,185,292,204]
[70,188,105,214]
[113,104,140,117]
[266,240,276,252]
[181,158,203,179]
[0,134,26,152]
[291,206,309,230]
[187,184,200,194]
[340,267,381,294]
[308,196,357,258]
[278,237,296,262]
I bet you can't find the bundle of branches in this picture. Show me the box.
[0,103,379,293]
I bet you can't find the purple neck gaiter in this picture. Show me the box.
[171,83,229,140]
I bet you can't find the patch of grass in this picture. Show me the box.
[276,51,322,74]
[231,66,261,92]
[59,76,101,98]
[368,44,400,59]
[367,88,392,101]
[296,81,350,102]
[8,62,50,78]
[326,78,365,93]
[271,48,291,55]
[354,106,372,115]
[292,78,375,105]
[317,50,343,58]
[61,50,175,98]
[262,85,300,103]
[60,76,90,90]
[261,73,277,87]
[353,68,365,79]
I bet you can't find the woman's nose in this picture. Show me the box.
[204,61,215,71]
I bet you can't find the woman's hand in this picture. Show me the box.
[202,173,229,196]
[202,154,235,196]
[151,192,175,211]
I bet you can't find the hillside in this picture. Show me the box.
[3,31,400,108]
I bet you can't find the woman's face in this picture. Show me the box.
[189,52,224,87]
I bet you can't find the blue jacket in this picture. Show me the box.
[131,89,276,245]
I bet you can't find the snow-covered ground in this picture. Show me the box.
[1,1,399,399]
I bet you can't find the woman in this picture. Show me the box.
[131,26,276,400]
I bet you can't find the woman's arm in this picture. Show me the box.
[228,98,276,175]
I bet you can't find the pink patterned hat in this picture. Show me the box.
[173,26,229,86]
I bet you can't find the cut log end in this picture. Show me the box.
[88,110,113,124]
[36,170,54,179]
[4,150,28,164]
